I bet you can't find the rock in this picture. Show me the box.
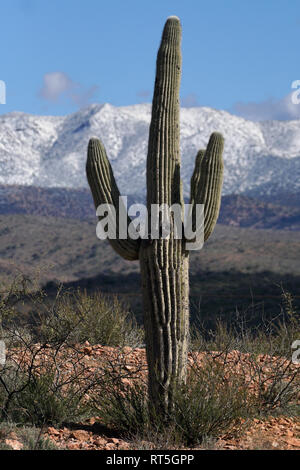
[83,346,93,355]
[107,437,120,444]
[69,430,90,441]
[93,437,107,447]
[105,442,116,450]
[47,427,60,436]
[284,437,300,448]
[5,439,23,450]
[67,442,80,450]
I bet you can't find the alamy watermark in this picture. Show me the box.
[0,80,6,104]
[291,340,300,365]
[0,340,5,366]
[291,80,300,105]
[95,197,205,251]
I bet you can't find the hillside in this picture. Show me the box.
[1,184,300,231]
[219,194,300,230]
[0,214,299,323]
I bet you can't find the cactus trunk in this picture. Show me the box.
[86,16,224,419]
[139,247,189,413]
[139,17,188,414]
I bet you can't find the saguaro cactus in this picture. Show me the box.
[86,16,224,416]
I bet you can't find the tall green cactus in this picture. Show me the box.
[86,16,224,415]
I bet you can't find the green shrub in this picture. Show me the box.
[168,360,253,445]
[40,288,144,348]
[10,372,90,426]
[91,356,254,447]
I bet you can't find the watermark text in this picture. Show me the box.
[0,340,6,365]
[0,80,6,104]
[95,197,204,251]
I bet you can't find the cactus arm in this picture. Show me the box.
[190,149,205,206]
[86,138,140,261]
[189,132,224,242]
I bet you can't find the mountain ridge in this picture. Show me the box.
[0,103,300,198]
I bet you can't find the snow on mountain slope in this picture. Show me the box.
[0,103,299,199]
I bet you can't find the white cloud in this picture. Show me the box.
[39,72,73,102]
[39,72,99,108]
[232,92,300,121]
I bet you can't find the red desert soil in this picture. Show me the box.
[43,415,300,451]
[4,344,300,450]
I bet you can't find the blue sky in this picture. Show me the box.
[1,0,300,120]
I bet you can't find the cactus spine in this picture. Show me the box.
[86,16,224,416]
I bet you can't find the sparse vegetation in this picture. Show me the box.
[93,318,299,448]
[0,422,59,450]
[0,275,299,450]
[0,275,143,429]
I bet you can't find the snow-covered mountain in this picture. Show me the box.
[0,103,299,200]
